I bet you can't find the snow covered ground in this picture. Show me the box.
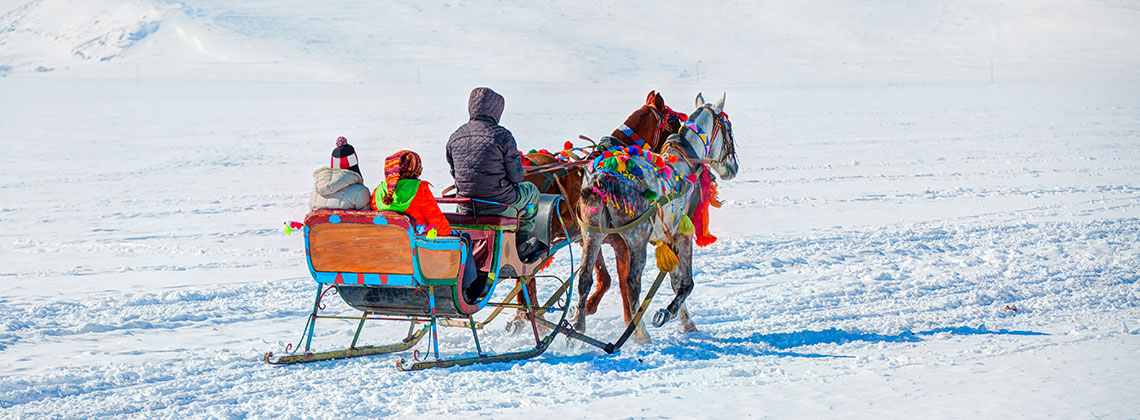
[2,0,1139,418]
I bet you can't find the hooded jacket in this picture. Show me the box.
[308,167,372,211]
[446,87,524,213]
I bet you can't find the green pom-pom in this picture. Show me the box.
[643,190,658,200]
[604,158,619,171]
[527,149,538,154]
[678,215,696,235]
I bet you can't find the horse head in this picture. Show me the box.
[686,92,738,180]
[611,90,688,152]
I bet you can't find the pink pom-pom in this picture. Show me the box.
[336,136,348,147]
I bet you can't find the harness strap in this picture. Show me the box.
[538,167,573,192]
[663,137,700,162]
[580,201,659,234]
[524,160,588,176]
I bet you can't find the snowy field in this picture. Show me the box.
[2,1,1140,418]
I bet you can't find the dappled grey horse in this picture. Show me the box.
[574,92,739,343]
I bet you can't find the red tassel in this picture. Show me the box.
[692,170,718,247]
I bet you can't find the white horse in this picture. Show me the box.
[574,92,738,343]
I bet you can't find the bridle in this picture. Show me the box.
[683,105,736,163]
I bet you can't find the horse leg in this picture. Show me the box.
[609,235,633,323]
[653,235,696,331]
[586,256,610,316]
[678,304,698,333]
[573,231,604,333]
[514,277,540,321]
[586,234,627,316]
[621,229,651,345]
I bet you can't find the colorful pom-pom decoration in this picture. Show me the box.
[564,141,574,150]
[668,155,678,163]
[655,242,678,272]
[678,215,696,235]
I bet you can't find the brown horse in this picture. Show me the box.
[523,91,686,320]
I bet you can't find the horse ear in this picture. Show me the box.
[695,93,705,108]
[645,90,656,105]
[713,92,725,114]
[652,92,666,110]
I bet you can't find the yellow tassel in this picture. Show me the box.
[678,215,696,236]
[655,242,678,272]
[616,160,627,173]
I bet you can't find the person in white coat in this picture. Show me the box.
[309,137,371,211]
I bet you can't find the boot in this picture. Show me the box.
[516,236,548,264]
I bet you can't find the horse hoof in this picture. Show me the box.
[505,317,523,335]
[652,309,671,327]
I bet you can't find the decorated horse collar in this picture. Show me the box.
[682,107,731,158]
[616,123,646,147]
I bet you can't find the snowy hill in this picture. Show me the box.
[2,0,1139,418]
[3,0,1138,84]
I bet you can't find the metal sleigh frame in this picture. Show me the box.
[265,195,671,370]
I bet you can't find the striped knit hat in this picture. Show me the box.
[330,136,360,174]
[382,150,423,205]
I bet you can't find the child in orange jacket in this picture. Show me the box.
[372,150,451,237]
[373,151,477,300]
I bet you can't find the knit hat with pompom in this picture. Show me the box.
[330,136,360,175]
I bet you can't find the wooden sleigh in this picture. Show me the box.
[264,195,577,370]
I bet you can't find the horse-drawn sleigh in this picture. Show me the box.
[264,92,738,370]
